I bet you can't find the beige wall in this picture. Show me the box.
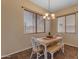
[51,5,78,47]
[2,0,78,57]
[1,0,48,57]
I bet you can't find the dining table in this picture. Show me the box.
[36,36,64,59]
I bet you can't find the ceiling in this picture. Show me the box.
[29,0,78,12]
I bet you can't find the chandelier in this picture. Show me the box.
[43,0,55,20]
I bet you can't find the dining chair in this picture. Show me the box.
[30,37,44,59]
[47,39,64,59]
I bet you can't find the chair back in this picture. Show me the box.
[31,37,40,50]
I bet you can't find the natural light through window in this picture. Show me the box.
[24,10,50,34]
[57,13,76,33]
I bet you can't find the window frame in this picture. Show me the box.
[24,9,46,34]
[36,14,45,33]
[24,11,36,34]
[57,16,65,33]
[57,12,77,34]
[65,14,76,33]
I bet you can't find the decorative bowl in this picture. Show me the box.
[46,35,53,38]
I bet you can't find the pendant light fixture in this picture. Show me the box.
[43,0,55,20]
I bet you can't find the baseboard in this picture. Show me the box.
[1,47,32,58]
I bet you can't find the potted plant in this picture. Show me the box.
[47,32,53,38]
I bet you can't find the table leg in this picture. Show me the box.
[61,39,64,53]
[44,45,47,59]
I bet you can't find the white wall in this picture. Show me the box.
[51,5,78,47]
[1,0,48,57]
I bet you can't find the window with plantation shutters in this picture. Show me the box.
[66,14,75,33]
[24,10,51,34]
[37,15,44,32]
[24,11,36,33]
[57,13,76,33]
[57,16,65,33]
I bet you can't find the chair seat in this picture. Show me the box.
[33,45,44,53]
[47,44,62,53]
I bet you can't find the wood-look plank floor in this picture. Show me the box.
[2,45,78,59]
[31,45,77,59]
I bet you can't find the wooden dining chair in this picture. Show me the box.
[47,40,64,59]
[30,37,44,59]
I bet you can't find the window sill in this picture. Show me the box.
[24,32,45,35]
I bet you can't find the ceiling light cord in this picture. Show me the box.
[48,0,51,11]
[43,0,55,20]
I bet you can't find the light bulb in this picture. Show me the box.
[47,17,50,20]
[43,16,46,19]
[51,13,55,17]
[51,14,55,19]
[45,13,49,16]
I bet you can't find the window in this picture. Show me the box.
[24,10,50,34]
[66,14,75,33]
[45,20,51,32]
[24,11,36,33]
[37,15,44,32]
[57,16,65,32]
[57,13,77,33]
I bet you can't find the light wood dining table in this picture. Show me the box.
[36,36,63,59]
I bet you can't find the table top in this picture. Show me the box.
[36,36,63,46]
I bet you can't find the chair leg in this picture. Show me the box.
[51,53,54,59]
[61,46,64,54]
[62,45,64,53]
[37,53,39,59]
[30,51,34,59]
